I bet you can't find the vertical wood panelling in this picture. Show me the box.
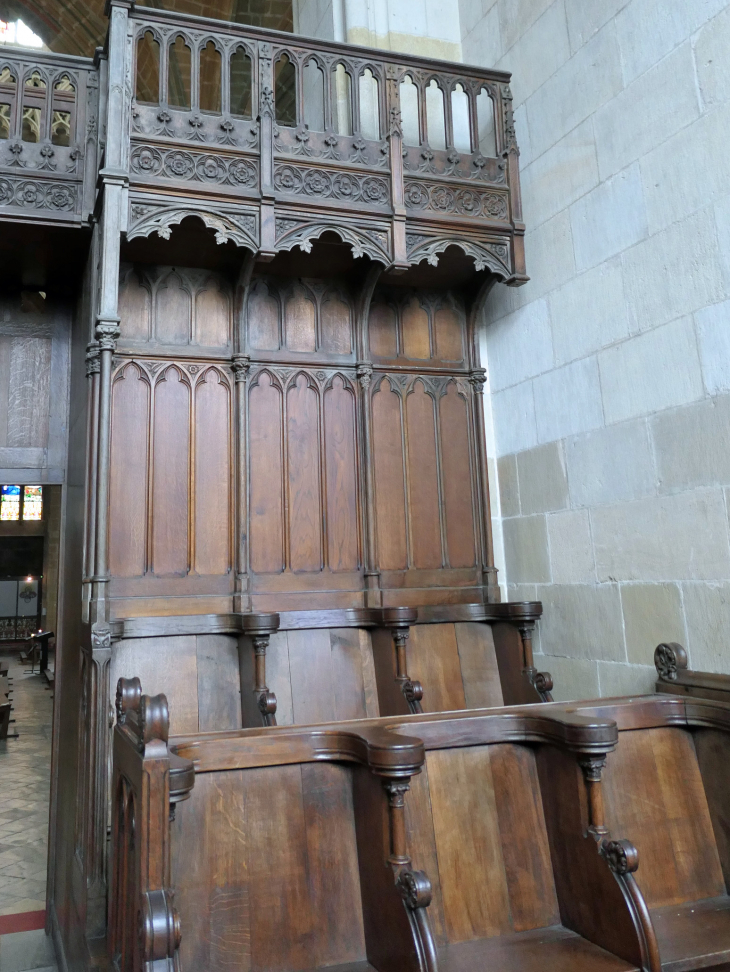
[439,383,476,568]
[368,301,397,357]
[285,286,316,352]
[196,635,241,731]
[434,304,463,361]
[320,294,351,354]
[406,382,442,569]
[489,744,560,932]
[287,374,322,572]
[299,763,367,966]
[194,370,230,576]
[152,367,190,575]
[454,623,503,708]
[7,337,51,446]
[109,364,149,578]
[118,270,151,341]
[407,623,466,713]
[324,377,359,572]
[195,279,230,347]
[249,372,284,573]
[248,284,280,351]
[173,771,250,972]
[110,635,199,734]
[603,727,725,908]
[401,296,430,359]
[427,746,512,941]
[372,379,407,571]
[155,271,191,345]
[246,765,317,970]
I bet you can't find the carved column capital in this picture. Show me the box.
[384,781,410,808]
[469,368,487,390]
[232,354,251,383]
[577,755,607,782]
[357,362,373,389]
[86,342,101,376]
[95,316,120,351]
[90,621,112,654]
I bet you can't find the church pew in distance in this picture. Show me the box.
[110,679,665,972]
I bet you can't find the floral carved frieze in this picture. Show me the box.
[273,163,390,207]
[130,144,258,190]
[0,176,77,212]
[404,180,508,221]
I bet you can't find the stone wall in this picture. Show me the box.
[293,0,463,60]
[463,0,730,698]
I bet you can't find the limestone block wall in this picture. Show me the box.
[462,0,730,699]
[294,0,463,60]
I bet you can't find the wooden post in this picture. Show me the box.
[258,41,276,259]
[82,622,113,938]
[469,367,499,601]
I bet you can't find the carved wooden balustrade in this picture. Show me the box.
[124,6,525,278]
[0,47,99,226]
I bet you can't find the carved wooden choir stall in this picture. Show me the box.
[1,3,726,971]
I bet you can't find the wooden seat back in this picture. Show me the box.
[111,680,673,972]
[109,603,551,737]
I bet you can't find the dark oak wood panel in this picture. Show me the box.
[287,374,323,572]
[249,372,284,574]
[602,727,725,908]
[324,377,359,572]
[46,6,536,965]
[406,383,442,570]
[372,379,408,572]
[195,371,232,576]
[439,384,476,569]
[109,364,149,578]
[152,366,190,575]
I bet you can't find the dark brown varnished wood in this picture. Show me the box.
[114,682,712,972]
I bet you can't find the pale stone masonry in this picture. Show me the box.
[464,0,730,699]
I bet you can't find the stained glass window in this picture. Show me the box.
[23,485,42,520]
[1,484,20,520]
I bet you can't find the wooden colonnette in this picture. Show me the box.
[112,683,730,972]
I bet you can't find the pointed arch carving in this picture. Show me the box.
[127,205,258,251]
[274,219,391,265]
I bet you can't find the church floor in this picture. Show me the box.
[0,651,56,969]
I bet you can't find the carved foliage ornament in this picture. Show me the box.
[127,203,257,249]
[274,218,389,262]
[601,839,639,876]
[0,176,76,211]
[130,145,258,190]
[404,179,508,220]
[273,163,389,206]
[405,235,510,275]
[654,642,688,681]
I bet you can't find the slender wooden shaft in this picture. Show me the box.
[385,782,411,866]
